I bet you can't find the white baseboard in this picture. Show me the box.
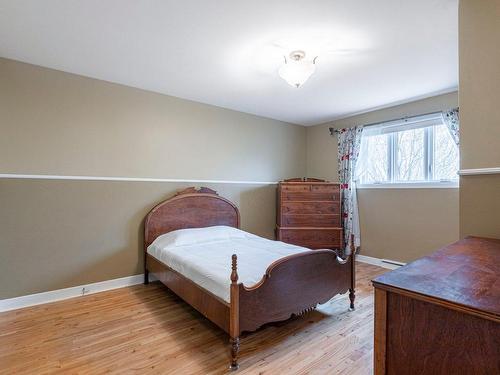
[356,254,406,270]
[0,274,151,313]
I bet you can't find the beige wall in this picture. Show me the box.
[0,58,305,182]
[459,0,500,238]
[0,179,277,299]
[0,58,306,299]
[357,189,459,263]
[306,92,460,262]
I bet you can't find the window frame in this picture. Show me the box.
[357,114,459,189]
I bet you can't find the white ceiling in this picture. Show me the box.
[0,0,458,126]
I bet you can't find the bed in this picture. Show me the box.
[144,187,355,370]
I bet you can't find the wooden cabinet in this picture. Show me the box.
[372,237,500,375]
[276,178,343,250]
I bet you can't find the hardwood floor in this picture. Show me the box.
[0,262,386,375]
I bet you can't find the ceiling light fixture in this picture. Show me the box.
[278,50,317,88]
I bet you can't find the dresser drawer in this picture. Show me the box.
[282,214,341,227]
[278,228,343,249]
[281,201,340,215]
[311,184,340,194]
[281,191,340,201]
[280,184,311,192]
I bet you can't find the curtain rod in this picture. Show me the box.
[329,110,443,136]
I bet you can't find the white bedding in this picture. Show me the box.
[147,226,311,302]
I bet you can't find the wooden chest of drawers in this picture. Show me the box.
[276,179,343,250]
[372,237,500,374]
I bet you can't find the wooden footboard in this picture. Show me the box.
[236,250,353,333]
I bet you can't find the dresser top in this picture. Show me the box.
[279,181,338,185]
[372,236,500,317]
[280,178,329,183]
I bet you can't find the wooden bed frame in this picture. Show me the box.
[144,187,355,370]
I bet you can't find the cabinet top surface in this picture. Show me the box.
[372,236,500,316]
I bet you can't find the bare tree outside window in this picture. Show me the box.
[362,134,389,183]
[395,128,425,181]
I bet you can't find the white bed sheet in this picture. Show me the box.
[147,227,310,303]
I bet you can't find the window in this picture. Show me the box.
[358,113,459,187]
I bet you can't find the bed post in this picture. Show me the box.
[144,247,149,285]
[229,254,240,370]
[349,234,356,310]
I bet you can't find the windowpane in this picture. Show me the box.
[360,134,389,183]
[434,124,459,180]
[395,128,425,181]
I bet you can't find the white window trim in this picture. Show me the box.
[357,180,459,189]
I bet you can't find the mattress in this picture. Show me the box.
[147,226,311,303]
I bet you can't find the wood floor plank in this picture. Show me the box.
[0,262,386,374]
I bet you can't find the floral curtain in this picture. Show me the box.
[442,107,460,145]
[336,126,364,256]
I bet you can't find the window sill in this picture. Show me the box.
[357,181,459,189]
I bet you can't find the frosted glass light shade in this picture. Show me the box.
[278,58,316,88]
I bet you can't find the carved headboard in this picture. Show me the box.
[144,187,241,250]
